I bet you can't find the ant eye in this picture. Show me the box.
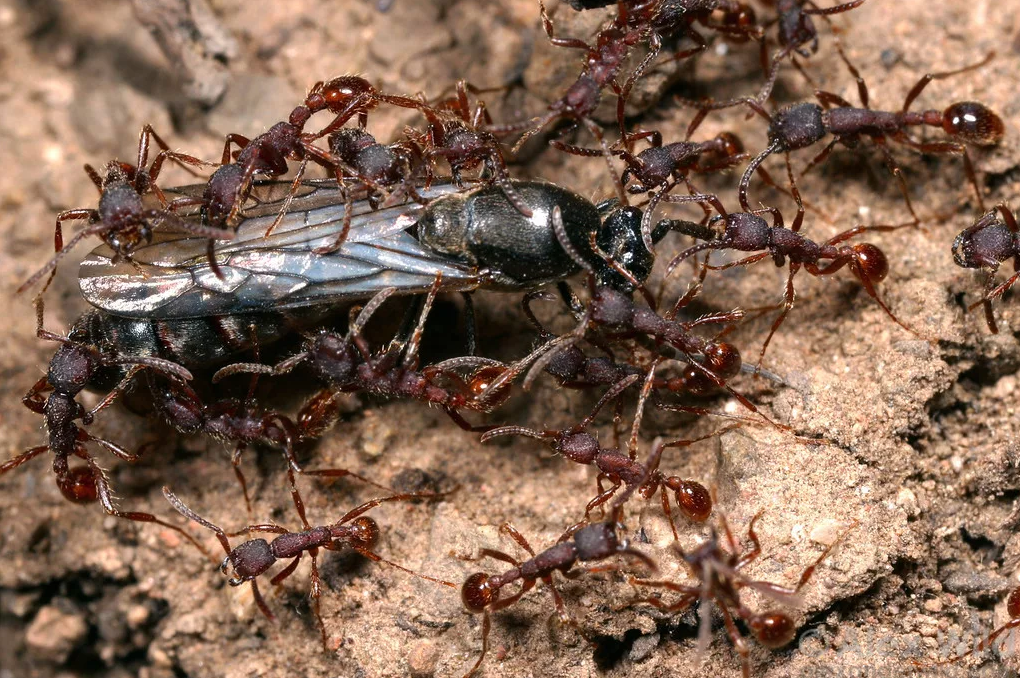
[942,102,1005,146]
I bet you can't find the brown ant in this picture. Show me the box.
[0,300,209,554]
[146,370,393,518]
[162,486,455,651]
[952,203,1018,334]
[416,81,532,217]
[18,125,222,294]
[481,375,717,534]
[490,1,759,200]
[661,181,919,370]
[758,0,867,78]
[302,75,433,140]
[737,51,1002,221]
[628,510,854,678]
[913,586,1020,667]
[458,478,657,677]
[211,276,524,432]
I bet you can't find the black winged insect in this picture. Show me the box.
[70,178,661,380]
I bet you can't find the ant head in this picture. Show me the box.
[594,206,654,292]
[849,243,889,284]
[57,466,99,503]
[309,333,358,383]
[47,343,97,394]
[942,102,1004,146]
[952,218,1015,269]
[555,431,600,465]
[224,539,276,584]
[748,611,797,648]
[462,572,498,613]
[716,3,759,42]
[347,516,380,551]
[666,479,712,522]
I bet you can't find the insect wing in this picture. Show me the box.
[80,183,482,318]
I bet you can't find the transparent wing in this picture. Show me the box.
[79,181,483,319]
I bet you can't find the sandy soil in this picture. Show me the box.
[1,1,1019,677]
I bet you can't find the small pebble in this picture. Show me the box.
[25,605,88,663]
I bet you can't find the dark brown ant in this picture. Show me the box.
[737,51,1002,221]
[952,203,1019,334]
[146,371,392,518]
[758,0,867,78]
[211,276,522,432]
[312,127,427,254]
[913,586,1020,667]
[490,0,759,200]
[417,80,532,217]
[0,300,210,554]
[163,486,455,651]
[303,75,434,140]
[481,376,717,534]
[458,479,657,677]
[661,182,919,370]
[628,511,854,678]
[18,125,222,294]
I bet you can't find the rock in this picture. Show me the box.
[25,605,88,663]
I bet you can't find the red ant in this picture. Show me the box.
[458,481,657,677]
[737,50,1002,222]
[18,125,222,294]
[303,75,433,140]
[952,203,1018,334]
[628,510,854,678]
[211,275,524,432]
[913,586,1020,667]
[661,181,919,370]
[0,300,209,554]
[162,485,455,652]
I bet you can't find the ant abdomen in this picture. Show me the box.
[662,478,712,522]
[942,102,1005,146]
[462,572,498,613]
[748,611,797,648]
[850,243,889,283]
[345,516,381,551]
[57,466,100,503]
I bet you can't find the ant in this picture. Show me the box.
[736,50,1002,222]
[313,126,427,253]
[551,128,748,248]
[18,125,223,294]
[481,375,718,535]
[458,479,657,677]
[913,586,1020,667]
[758,0,867,78]
[146,370,393,518]
[490,1,759,200]
[0,300,209,554]
[417,80,532,217]
[162,485,455,652]
[661,180,919,371]
[212,275,523,432]
[952,203,1018,334]
[628,510,854,678]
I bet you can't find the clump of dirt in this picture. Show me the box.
[1,1,1019,677]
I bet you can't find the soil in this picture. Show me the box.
[1,1,1019,677]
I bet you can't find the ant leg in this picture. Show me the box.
[499,523,536,557]
[901,52,996,113]
[872,138,921,225]
[308,551,330,651]
[0,445,50,475]
[719,603,753,678]
[18,212,103,295]
[230,444,254,517]
[263,158,310,238]
[539,0,590,50]
[464,612,492,678]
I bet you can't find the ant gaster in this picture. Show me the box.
[952,203,1018,334]
[163,486,455,651]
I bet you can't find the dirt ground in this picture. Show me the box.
[1,0,1019,677]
